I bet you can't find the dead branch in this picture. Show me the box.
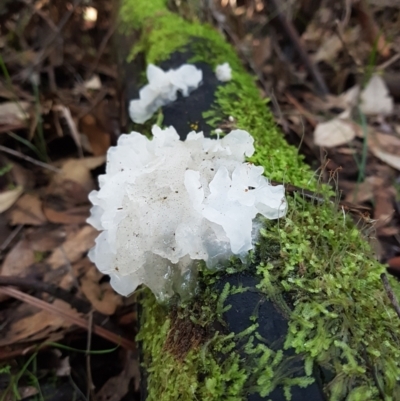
[264,0,329,96]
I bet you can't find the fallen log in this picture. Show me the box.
[113,1,400,400]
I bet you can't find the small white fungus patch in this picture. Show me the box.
[129,64,203,124]
[87,126,286,300]
[215,62,232,82]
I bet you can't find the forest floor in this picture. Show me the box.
[0,0,400,400]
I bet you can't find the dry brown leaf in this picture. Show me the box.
[9,161,35,189]
[18,387,39,399]
[1,238,35,277]
[46,225,97,270]
[337,147,357,155]
[377,226,399,236]
[55,356,71,377]
[96,352,140,401]
[373,186,395,228]
[26,226,67,252]
[0,303,69,347]
[80,114,111,156]
[0,101,30,127]
[344,176,383,204]
[354,1,391,57]
[360,74,394,116]
[371,132,400,150]
[371,148,400,170]
[43,203,90,224]
[84,75,102,90]
[55,159,95,193]
[340,85,360,111]
[314,35,343,63]
[388,256,400,270]
[252,37,272,69]
[9,193,47,226]
[80,265,122,315]
[50,156,105,201]
[0,186,23,213]
[369,132,400,170]
[118,311,136,326]
[314,118,357,148]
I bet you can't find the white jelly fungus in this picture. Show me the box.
[87,126,286,300]
[129,64,203,124]
[215,62,232,82]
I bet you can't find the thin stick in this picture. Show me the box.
[0,275,90,312]
[381,273,400,320]
[378,53,400,71]
[87,22,117,79]
[0,224,23,253]
[0,144,61,173]
[18,0,83,77]
[0,287,135,350]
[86,311,95,400]
[265,0,329,96]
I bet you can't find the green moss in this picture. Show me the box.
[119,1,400,400]
[137,285,248,401]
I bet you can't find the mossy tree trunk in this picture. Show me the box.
[115,1,400,400]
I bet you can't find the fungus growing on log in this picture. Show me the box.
[87,125,286,300]
[129,63,203,123]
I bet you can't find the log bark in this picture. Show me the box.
[115,1,400,400]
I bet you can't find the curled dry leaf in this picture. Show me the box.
[314,35,343,64]
[9,160,35,189]
[44,157,105,222]
[46,225,98,271]
[84,75,102,90]
[80,264,122,315]
[18,387,39,399]
[360,74,394,116]
[9,193,47,226]
[372,148,400,171]
[0,186,24,214]
[43,201,90,225]
[51,156,105,200]
[373,186,395,229]
[55,356,71,377]
[26,226,68,252]
[0,301,70,347]
[1,238,35,277]
[340,85,360,111]
[79,114,111,156]
[0,101,30,128]
[369,132,400,171]
[314,118,357,148]
[96,351,140,401]
[344,176,383,204]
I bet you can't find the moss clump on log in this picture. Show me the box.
[119,1,400,400]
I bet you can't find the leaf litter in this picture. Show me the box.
[0,0,136,399]
[1,0,400,399]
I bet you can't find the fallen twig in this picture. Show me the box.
[17,0,83,80]
[0,286,135,350]
[264,0,329,96]
[353,0,391,58]
[284,92,318,128]
[0,144,61,173]
[0,224,23,253]
[0,275,89,312]
[86,311,95,401]
[87,22,117,79]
